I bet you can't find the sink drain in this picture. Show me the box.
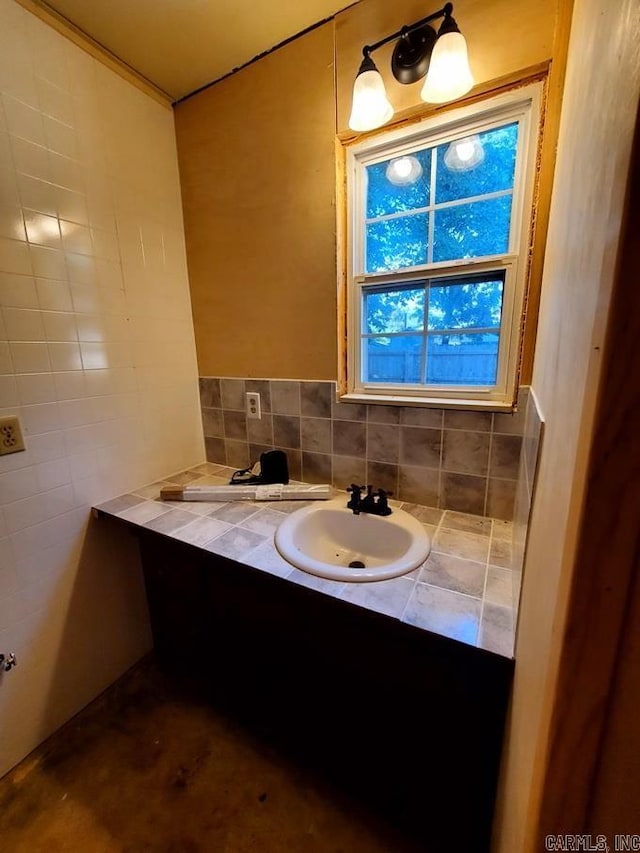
[348,560,366,569]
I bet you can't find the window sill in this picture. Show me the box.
[339,392,516,413]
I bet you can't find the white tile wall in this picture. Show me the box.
[0,0,204,776]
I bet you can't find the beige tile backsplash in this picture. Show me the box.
[200,378,528,521]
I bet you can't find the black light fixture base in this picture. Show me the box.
[391,24,437,85]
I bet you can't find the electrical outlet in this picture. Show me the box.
[0,416,26,455]
[246,392,261,420]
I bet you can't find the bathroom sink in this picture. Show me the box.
[274,496,431,582]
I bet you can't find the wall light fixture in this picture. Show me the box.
[348,2,474,132]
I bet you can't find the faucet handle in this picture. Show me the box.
[360,484,377,508]
[346,484,364,514]
[375,488,393,516]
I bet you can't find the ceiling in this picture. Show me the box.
[43,0,356,102]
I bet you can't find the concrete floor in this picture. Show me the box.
[0,659,424,852]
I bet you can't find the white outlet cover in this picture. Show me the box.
[0,415,26,455]
[246,392,261,420]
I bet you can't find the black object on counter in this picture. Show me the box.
[230,450,289,486]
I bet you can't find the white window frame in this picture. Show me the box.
[342,83,542,410]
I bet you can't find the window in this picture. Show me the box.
[343,85,541,408]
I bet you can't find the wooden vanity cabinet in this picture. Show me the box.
[138,530,513,853]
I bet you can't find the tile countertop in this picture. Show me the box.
[94,463,515,659]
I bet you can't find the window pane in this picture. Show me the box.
[435,123,518,204]
[366,149,431,218]
[364,286,425,334]
[426,333,499,385]
[364,336,423,384]
[428,275,504,331]
[366,213,428,273]
[433,196,512,263]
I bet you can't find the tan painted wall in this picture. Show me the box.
[175,23,337,380]
[176,0,570,383]
[493,0,640,846]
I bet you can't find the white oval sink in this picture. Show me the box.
[274,496,431,582]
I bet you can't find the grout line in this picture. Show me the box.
[430,510,445,546]
[417,581,486,605]
[479,519,493,630]
[437,413,443,509]
[484,428,494,516]
[397,575,418,623]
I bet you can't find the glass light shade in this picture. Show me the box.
[385,155,423,185]
[348,69,394,132]
[420,31,474,104]
[444,135,485,171]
